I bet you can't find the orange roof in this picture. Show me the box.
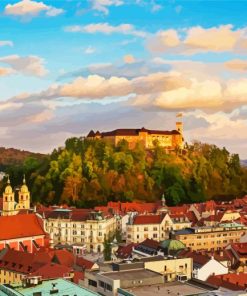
[76,257,96,270]
[30,263,72,279]
[207,273,247,291]
[0,214,46,240]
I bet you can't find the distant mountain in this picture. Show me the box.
[241,160,247,167]
[0,147,44,169]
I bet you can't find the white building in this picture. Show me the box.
[39,208,117,253]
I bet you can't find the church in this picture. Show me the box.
[87,121,184,151]
[1,176,30,216]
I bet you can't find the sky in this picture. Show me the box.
[1,0,247,158]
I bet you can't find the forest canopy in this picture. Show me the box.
[1,138,247,207]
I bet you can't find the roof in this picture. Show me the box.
[0,214,46,240]
[88,128,181,138]
[178,250,211,266]
[230,242,247,257]
[30,262,72,279]
[207,273,247,291]
[159,239,185,251]
[16,278,99,296]
[102,268,161,281]
[76,257,97,270]
[116,243,135,259]
[132,214,165,225]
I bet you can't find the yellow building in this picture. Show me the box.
[87,122,184,150]
[143,256,192,282]
[174,222,247,251]
[1,176,30,216]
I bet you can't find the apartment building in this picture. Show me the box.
[40,208,117,253]
[173,222,247,251]
[126,213,173,244]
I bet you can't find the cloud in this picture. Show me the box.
[123,54,135,64]
[4,0,64,18]
[0,67,13,76]
[0,40,13,47]
[147,25,247,55]
[90,0,123,15]
[133,76,247,113]
[0,55,48,77]
[84,46,96,54]
[225,59,247,72]
[65,23,147,38]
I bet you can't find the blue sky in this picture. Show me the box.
[1,0,247,157]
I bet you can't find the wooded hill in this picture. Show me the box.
[1,139,247,207]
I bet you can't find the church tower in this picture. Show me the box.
[2,176,16,216]
[18,175,30,210]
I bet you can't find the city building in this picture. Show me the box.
[179,250,228,281]
[1,176,30,217]
[40,208,117,253]
[207,273,247,291]
[126,213,173,244]
[0,213,47,252]
[87,121,184,150]
[173,222,247,251]
[225,242,247,272]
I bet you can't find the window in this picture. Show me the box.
[144,227,148,231]
[89,279,97,287]
[153,227,157,231]
[153,233,157,238]
[98,232,102,236]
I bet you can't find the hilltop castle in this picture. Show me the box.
[1,176,30,216]
[87,121,184,150]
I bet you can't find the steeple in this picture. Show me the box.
[18,175,30,210]
[162,193,166,207]
[2,175,16,216]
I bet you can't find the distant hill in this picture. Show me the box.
[0,147,44,169]
[241,160,247,167]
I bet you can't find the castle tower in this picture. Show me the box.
[18,175,30,210]
[176,121,183,134]
[2,176,16,216]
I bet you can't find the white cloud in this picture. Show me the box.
[147,25,247,55]
[84,46,96,54]
[4,0,64,18]
[0,55,48,77]
[90,0,124,15]
[0,40,13,47]
[65,23,146,38]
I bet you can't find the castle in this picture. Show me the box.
[1,176,30,216]
[87,121,184,150]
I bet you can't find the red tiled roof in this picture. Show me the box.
[138,238,160,249]
[230,242,247,257]
[0,214,46,240]
[30,263,72,280]
[52,249,74,267]
[178,250,211,266]
[207,273,247,291]
[76,257,96,270]
[116,243,136,259]
[133,214,165,225]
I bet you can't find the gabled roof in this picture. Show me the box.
[30,263,72,280]
[132,214,166,225]
[0,214,46,240]
[230,242,247,257]
[76,257,97,270]
[116,243,136,259]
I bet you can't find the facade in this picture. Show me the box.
[1,177,30,216]
[126,213,173,244]
[173,223,247,251]
[0,213,47,252]
[87,122,184,150]
[226,242,247,272]
[140,256,192,282]
[41,209,117,253]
